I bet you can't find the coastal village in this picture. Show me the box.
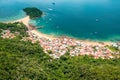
[24,31,120,59]
[1,2,120,79]
[0,19,120,59]
[0,5,119,59]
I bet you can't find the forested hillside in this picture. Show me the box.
[0,37,120,80]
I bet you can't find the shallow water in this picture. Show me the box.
[0,0,120,41]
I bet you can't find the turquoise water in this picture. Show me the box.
[0,0,120,41]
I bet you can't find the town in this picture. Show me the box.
[26,31,120,59]
[1,29,120,59]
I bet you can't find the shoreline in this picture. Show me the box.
[10,16,56,40]
[3,16,120,59]
[11,16,111,46]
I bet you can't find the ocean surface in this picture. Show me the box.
[0,0,120,41]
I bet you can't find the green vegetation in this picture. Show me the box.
[23,7,43,19]
[0,22,120,80]
[0,22,28,37]
[0,38,50,80]
[0,37,120,80]
[107,45,120,52]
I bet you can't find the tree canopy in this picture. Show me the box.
[0,22,120,80]
[0,22,28,37]
[23,7,43,19]
[0,38,120,80]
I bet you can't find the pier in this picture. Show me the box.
[28,23,44,30]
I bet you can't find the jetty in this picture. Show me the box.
[28,23,44,30]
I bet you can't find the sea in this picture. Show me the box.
[0,0,120,41]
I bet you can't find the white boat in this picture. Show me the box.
[48,8,53,11]
[96,19,99,21]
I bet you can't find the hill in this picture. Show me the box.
[23,7,43,19]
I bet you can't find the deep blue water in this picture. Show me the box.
[0,0,120,41]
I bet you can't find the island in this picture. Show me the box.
[23,7,43,19]
[0,7,120,80]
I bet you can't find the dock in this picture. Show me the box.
[28,23,44,30]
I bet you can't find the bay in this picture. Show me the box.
[0,0,120,41]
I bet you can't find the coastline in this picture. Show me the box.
[11,16,111,46]
[3,16,120,59]
[11,16,56,40]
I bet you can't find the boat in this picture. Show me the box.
[48,8,53,11]
[96,19,99,22]
[52,2,55,5]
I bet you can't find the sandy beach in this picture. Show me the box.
[13,16,30,28]
[3,16,119,59]
[11,16,111,46]
[12,16,55,40]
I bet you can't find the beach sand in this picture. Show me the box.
[14,16,30,27]
[11,16,111,46]
[12,16,55,40]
